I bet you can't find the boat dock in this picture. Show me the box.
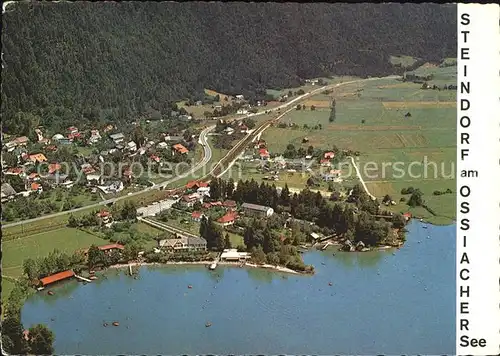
[209,253,222,270]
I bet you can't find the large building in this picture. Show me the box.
[241,203,274,218]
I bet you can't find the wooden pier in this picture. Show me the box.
[75,275,92,283]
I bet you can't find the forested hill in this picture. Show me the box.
[2,2,456,135]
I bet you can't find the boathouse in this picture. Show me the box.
[39,270,75,287]
[220,249,251,262]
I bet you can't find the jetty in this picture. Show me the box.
[209,253,222,270]
[321,242,334,251]
[75,275,92,283]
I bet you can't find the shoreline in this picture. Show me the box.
[107,260,303,275]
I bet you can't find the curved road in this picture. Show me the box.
[2,126,214,228]
[2,75,397,228]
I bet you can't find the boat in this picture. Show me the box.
[188,285,193,289]
[37,287,45,291]
[103,322,108,327]
[89,276,98,280]
[422,225,428,229]
[205,322,212,327]
[328,282,333,286]
[47,290,54,296]
[112,322,119,326]
[209,263,217,270]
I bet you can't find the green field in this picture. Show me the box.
[261,65,457,224]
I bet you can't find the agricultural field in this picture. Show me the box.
[260,64,457,224]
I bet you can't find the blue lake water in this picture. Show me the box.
[22,221,456,355]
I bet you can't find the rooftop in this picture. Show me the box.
[39,270,75,286]
[241,202,272,212]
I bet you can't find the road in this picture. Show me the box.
[3,75,397,228]
[2,126,214,228]
[349,156,377,200]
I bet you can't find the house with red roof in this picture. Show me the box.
[27,172,40,181]
[4,167,25,177]
[96,210,113,225]
[259,148,270,160]
[13,136,29,146]
[39,270,75,287]
[30,182,43,194]
[191,211,204,222]
[48,163,61,174]
[402,212,412,222]
[186,180,209,190]
[222,200,237,209]
[216,210,238,227]
[150,154,161,163]
[172,143,189,155]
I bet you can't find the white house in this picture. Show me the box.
[109,133,125,144]
[241,203,274,218]
[236,109,248,115]
[157,142,169,150]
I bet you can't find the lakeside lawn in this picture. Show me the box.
[1,227,106,300]
[1,222,166,301]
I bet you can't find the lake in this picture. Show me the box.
[22,221,456,355]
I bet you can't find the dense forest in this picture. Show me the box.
[2,2,456,135]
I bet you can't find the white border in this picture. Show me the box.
[456,3,500,355]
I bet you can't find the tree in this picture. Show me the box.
[3,151,18,167]
[209,178,221,200]
[310,105,316,111]
[392,213,406,229]
[408,189,423,207]
[297,89,305,95]
[329,99,336,122]
[1,316,30,355]
[87,245,103,269]
[28,324,55,355]
[23,258,38,282]
[67,214,78,227]
[296,104,301,110]
[124,242,141,261]
[131,126,146,148]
